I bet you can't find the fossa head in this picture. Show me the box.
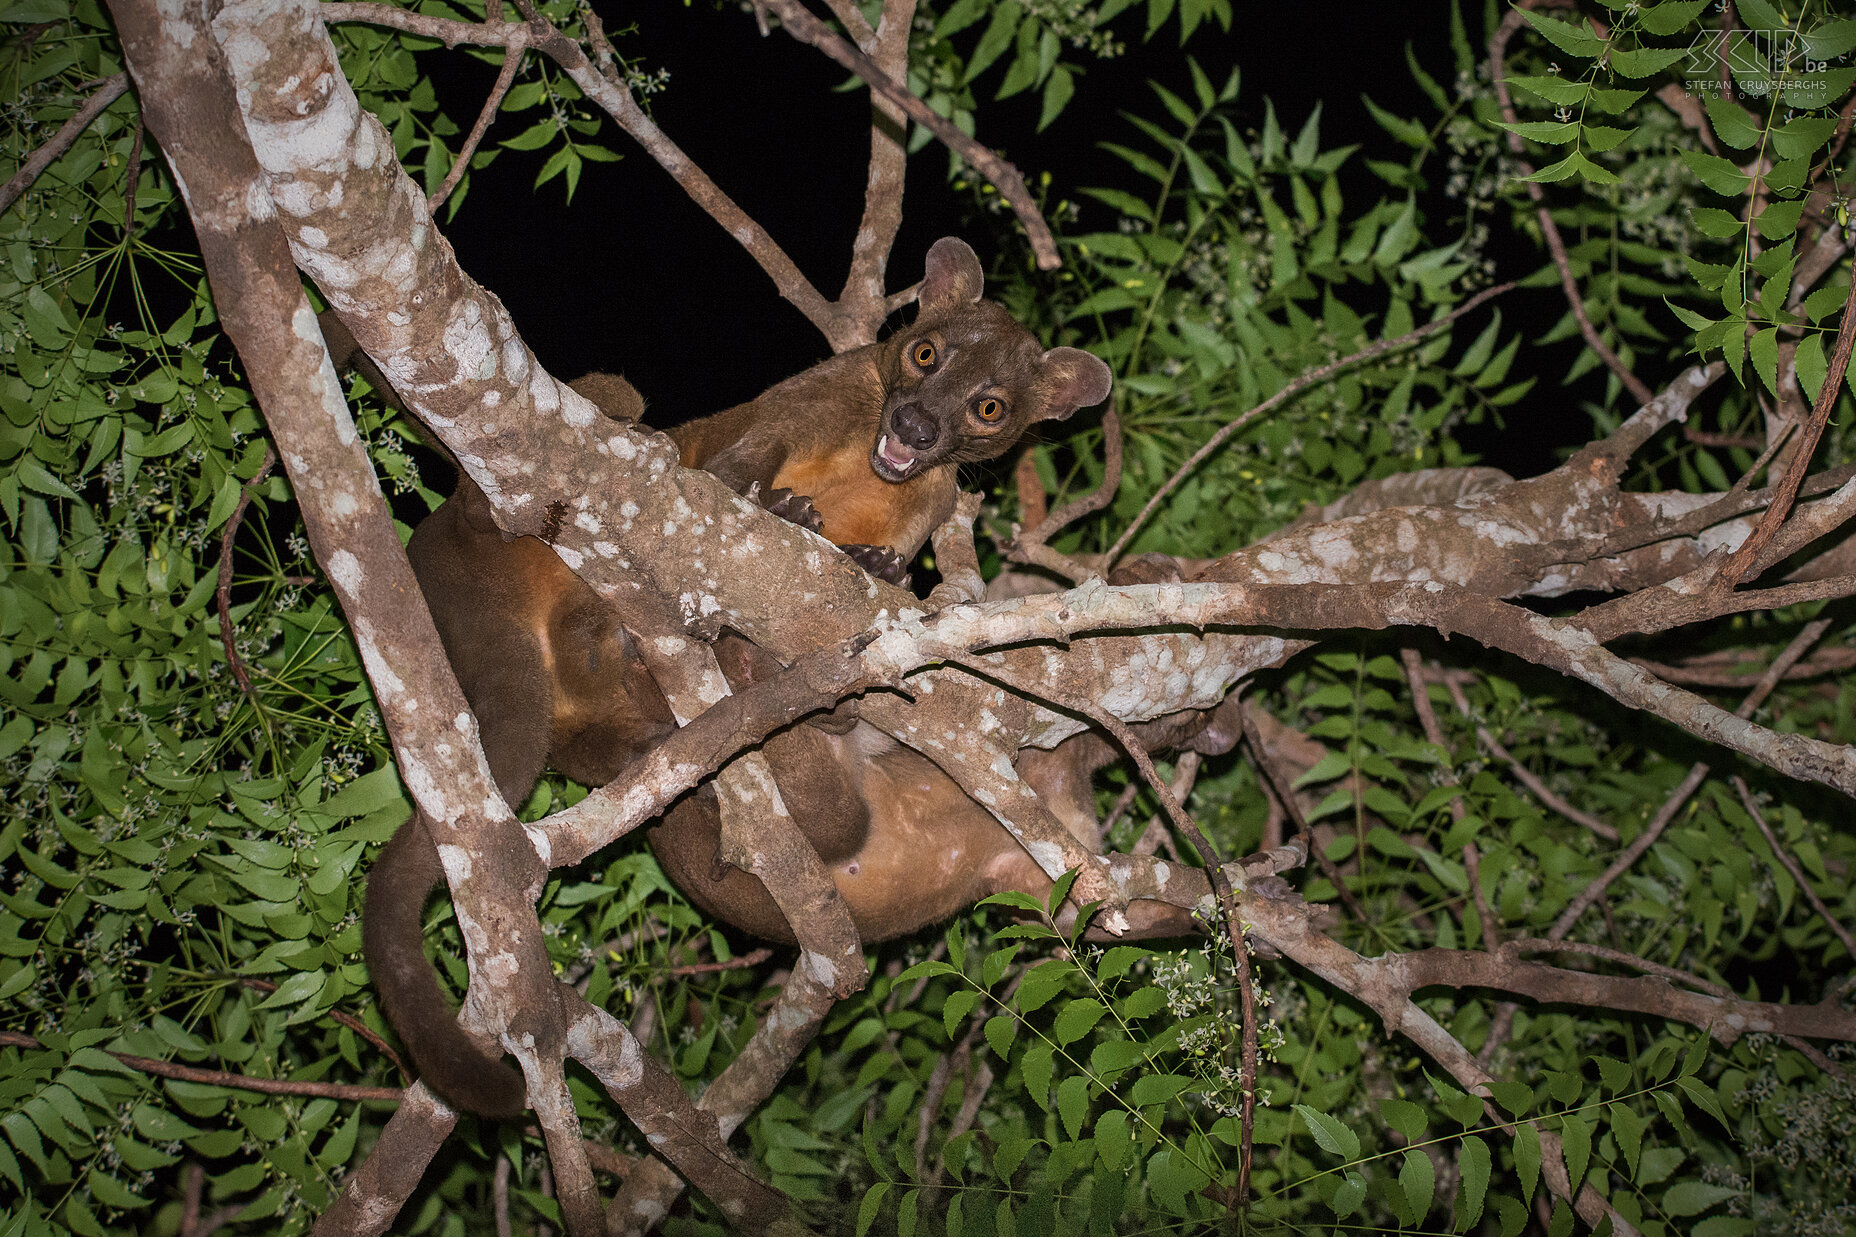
[870,238,1112,483]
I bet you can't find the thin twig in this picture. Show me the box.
[758,0,1061,270]
[1685,426,1764,450]
[121,115,144,236]
[1106,282,1515,565]
[493,1154,514,1237]
[239,976,408,1080]
[1504,938,1731,997]
[1239,701,1367,922]
[216,447,277,703]
[1732,777,1856,966]
[180,1163,204,1237]
[1096,780,1142,843]
[669,946,773,976]
[1549,619,1830,941]
[1489,11,1654,406]
[429,35,527,214]
[1402,650,1503,950]
[0,1030,404,1101]
[1630,645,1856,688]
[0,73,129,217]
[1012,403,1122,554]
[1131,752,1193,861]
[1440,673,1618,842]
[1718,274,1856,588]
[1505,932,1846,1075]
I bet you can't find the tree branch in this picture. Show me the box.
[0,72,127,217]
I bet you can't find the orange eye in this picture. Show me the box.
[975,397,1004,422]
[912,341,937,368]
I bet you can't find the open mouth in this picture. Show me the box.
[871,434,919,480]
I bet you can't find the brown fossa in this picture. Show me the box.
[350,238,1209,1120]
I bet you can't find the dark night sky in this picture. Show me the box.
[423,0,1579,475]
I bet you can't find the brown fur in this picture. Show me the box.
[657,237,1112,564]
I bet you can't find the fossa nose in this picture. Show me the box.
[890,402,940,451]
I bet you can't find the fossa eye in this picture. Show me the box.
[912,341,937,368]
[975,397,1005,422]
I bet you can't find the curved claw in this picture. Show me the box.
[758,486,824,534]
[841,543,911,590]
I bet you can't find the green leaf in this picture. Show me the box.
[1609,45,1689,77]
[984,1014,1016,1059]
[943,988,980,1039]
[964,3,1021,83]
[857,1181,889,1236]
[1056,1074,1090,1139]
[500,120,557,151]
[1022,1041,1054,1110]
[1675,1075,1730,1129]
[1456,1136,1490,1231]
[1801,17,1856,60]
[1640,0,1711,36]
[1593,1056,1632,1094]
[933,0,988,38]
[1294,1104,1361,1160]
[1378,1096,1427,1143]
[1514,1122,1541,1204]
[1754,198,1806,240]
[1365,95,1429,147]
[1330,1170,1367,1218]
[1015,960,1070,1014]
[1496,120,1580,145]
[1519,8,1606,57]
[1750,326,1780,395]
[1093,1108,1129,1169]
[1664,1181,1737,1217]
[1400,1147,1436,1223]
[0,0,71,18]
[1704,97,1762,149]
[1586,86,1645,114]
[1045,868,1079,917]
[1486,1080,1533,1118]
[1770,117,1837,162]
[1036,66,1074,131]
[1733,0,1786,29]
[1681,149,1754,195]
[1096,946,1147,982]
[1128,1074,1194,1107]
[982,944,1019,989]
[993,1134,1035,1182]
[1052,997,1105,1046]
[1688,206,1745,239]
[1559,1113,1591,1194]
[1507,74,1588,107]
[1610,1102,1644,1181]
[1795,333,1828,402]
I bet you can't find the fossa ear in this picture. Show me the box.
[1032,346,1113,422]
[917,237,985,320]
